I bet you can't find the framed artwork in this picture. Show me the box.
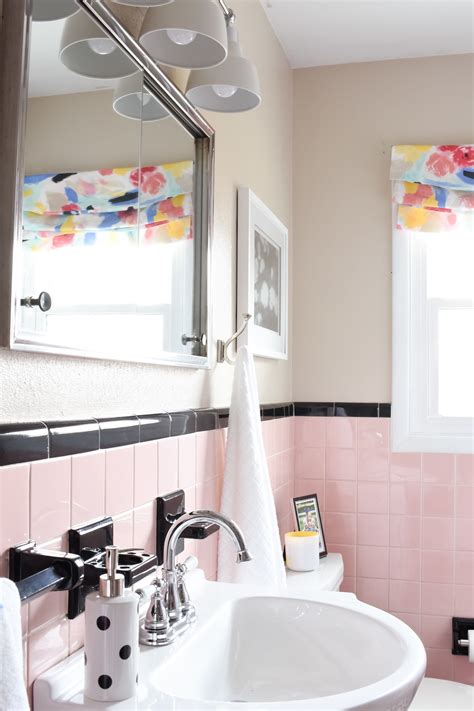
[237,188,288,359]
[292,494,327,558]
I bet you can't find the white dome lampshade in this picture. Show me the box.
[113,73,169,121]
[112,0,174,5]
[59,11,137,79]
[186,24,261,112]
[32,0,79,22]
[139,0,228,69]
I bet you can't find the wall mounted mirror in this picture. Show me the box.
[0,0,214,367]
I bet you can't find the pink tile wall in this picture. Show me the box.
[0,418,295,699]
[294,416,474,685]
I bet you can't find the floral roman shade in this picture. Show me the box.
[390,145,474,233]
[22,160,193,250]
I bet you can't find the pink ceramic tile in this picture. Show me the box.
[69,615,85,654]
[422,517,454,551]
[278,450,294,488]
[421,615,452,650]
[198,534,218,580]
[294,447,325,479]
[134,441,158,508]
[267,456,279,490]
[295,417,326,449]
[215,429,226,479]
[421,550,454,584]
[390,515,421,548]
[273,418,292,454]
[422,453,455,484]
[157,437,179,494]
[112,510,134,548]
[293,479,325,513]
[0,463,30,576]
[358,482,389,514]
[455,517,474,551]
[327,418,356,448]
[324,512,356,545]
[422,484,454,518]
[454,584,474,616]
[453,656,474,684]
[455,485,474,518]
[184,486,196,511]
[357,418,390,449]
[196,478,219,511]
[326,448,357,480]
[421,582,454,616]
[391,612,422,637]
[389,548,421,581]
[356,577,389,610]
[389,580,421,613]
[389,482,421,515]
[356,546,389,579]
[261,420,276,458]
[329,544,356,577]
[105,445,134,517]
[133,502,156,552]
[456,454,474,486]
[357,513,389,546]
[325,480,356,513]
[178,434,196,490]
[195,431,217,484]
[357,449,389,481]
[27,617,69,690]
[390,453,421,482]
[30,457,71,544]
[340,577,356,594]
[425,649,454,681]
[454,551,474,585]
[71,450,106,526]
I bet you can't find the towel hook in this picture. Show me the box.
[217,313,252,365]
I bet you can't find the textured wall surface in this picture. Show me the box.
[0,0,293,421]
[293,53,474,402]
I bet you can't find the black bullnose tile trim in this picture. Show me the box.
[335,403,378,418]
[215,408,229,429]
[379,404,392,418]
[194,409,218,433]
[294,402,335,417]
[96,416,140,449]
[170,411,196,437]
[0,422,49,466]
[137,413,171,442]
[46,419,100,458]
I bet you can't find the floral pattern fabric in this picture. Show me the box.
[23,161,193,250]
[391,145,474,233]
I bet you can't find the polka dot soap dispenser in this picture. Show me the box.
[84,545,139,702]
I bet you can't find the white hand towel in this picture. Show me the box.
[0,579,29,711]
[217,347,286,591]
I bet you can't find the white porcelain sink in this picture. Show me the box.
[34,571,426,710]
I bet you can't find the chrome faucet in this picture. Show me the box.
[139,510,252,646]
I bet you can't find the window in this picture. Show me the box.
[391,145,474,454]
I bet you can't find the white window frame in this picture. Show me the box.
[392,225,474,454]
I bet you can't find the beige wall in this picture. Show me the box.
[0,0,293,421]
[293,54,474,403]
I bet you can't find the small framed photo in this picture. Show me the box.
[237,187,288,360]
[293,494,327,558]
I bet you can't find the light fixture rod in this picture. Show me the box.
[218,0,235,23]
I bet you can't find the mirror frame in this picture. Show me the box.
[0,0,215,368]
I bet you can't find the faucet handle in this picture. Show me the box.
[176,555,198,577]
[139,579,170,647]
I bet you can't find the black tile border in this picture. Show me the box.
[0,401,390,466]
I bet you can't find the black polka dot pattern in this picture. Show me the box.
[96,616,110,631]
[136,674,139,685]
[84,653,87,666]
[98,675,112,690]
[119,644,131,660]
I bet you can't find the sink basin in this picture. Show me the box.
[34,571,426,710]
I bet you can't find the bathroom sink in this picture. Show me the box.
[34,571,426,710]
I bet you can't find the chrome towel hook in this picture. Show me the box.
[217,314,252,365]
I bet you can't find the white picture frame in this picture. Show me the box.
[237,188,288,360]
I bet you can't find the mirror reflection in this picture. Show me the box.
[16,1,199,363]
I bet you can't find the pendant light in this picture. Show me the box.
[113,73,169,121]
[32,0,79,22]
[186,21,261,112]
[111,0,173,5]
[139,0,228,69]
[60,11,137,79]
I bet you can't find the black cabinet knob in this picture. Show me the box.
[20,291,52,312]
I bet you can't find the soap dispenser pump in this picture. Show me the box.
[84,546,139,702]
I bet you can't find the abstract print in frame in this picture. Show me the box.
[237,188,288,359]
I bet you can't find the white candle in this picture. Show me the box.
[285,531,320,572]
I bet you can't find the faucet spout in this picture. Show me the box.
[163,510,252,575]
